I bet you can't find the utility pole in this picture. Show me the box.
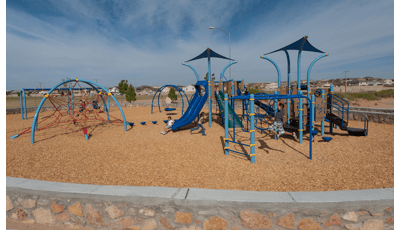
[38,82,43,90]
[93,79,98,83]
[344,71,349,93]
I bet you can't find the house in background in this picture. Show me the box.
[108,86,119,93]
[182,84,195,92]
[358,81,368,86]
[368,81,383,86]
[384,79,394,84]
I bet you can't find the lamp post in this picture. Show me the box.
[131,78,136,90]
[344,71,349,93]
[209,26,231,80]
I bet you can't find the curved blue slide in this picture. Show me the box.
[171,81,208,131]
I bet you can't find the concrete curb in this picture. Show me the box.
[6,176,394,203]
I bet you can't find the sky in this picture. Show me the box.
[6,0,394,90]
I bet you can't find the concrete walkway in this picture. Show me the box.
[6,176,394,204]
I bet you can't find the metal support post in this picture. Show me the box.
[224,93,229,155]
[250,94,255,163]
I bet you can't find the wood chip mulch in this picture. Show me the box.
[6,106,394,192]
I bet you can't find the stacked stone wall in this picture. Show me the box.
[6,189,394,230]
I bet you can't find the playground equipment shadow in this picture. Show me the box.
[6,106,394,192]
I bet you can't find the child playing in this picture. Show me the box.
[266,102,297,140]
[161,116,174,135]
[190,112,206,136]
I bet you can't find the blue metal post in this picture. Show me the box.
[20,90,23,119]
[224,93,229,155]
[107,93,110,123]
[250,94,255,163]
[310,95,315,160]
[208,48,212,127]
[321,89,325,136]
[231,80,235,117]
[299,90,303,144]
[329,85,334,133]
[297,36,308,91]
[23,89,27,120]
[307,53,328,100]
[274,91,278,140]
[284,50,291,124]
[31,95,48,143]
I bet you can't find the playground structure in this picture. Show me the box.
[11,79,129,143]
[151,85,190,115]
[169,47,237,131]
[224,93,316,163]
[10,37,368,164]
[220,36,369,163]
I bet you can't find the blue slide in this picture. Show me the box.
[171,81,208,131]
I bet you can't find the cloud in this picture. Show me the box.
[6,0,393,90]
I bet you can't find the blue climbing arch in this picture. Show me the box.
[151,85,190,115]
[30,78,128,144]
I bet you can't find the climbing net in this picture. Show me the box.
[15,81,125,140]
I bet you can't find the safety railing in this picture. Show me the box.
[327,93,349,129]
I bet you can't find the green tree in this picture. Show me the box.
[204,73,215,81]
[125,84,136,103]
[118,80,128,95]
[168,88,177,101]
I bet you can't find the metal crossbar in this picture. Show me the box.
[226,140,250,147]
[226,149,250,157]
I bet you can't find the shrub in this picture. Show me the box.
[125,84,136,103]
[118,80,128,95]
[336,89,394,101]
[168,88,177,101]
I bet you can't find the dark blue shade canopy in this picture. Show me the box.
[185,48,234,62]
[264,36,325,55]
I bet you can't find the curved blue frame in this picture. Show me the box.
[307,53,329,99]
[182,62,199,82]
[261,56,281,88]
[220,61,237,80]
[30,79,127,144]
[151,85,190,115]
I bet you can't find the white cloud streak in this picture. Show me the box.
[6,0,393,90]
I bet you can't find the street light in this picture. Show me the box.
[131,78,136,90]
[209,26,231,80]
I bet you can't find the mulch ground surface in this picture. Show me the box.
[6,106,394,192]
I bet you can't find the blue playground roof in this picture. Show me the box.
[185,48,234,62]
[264,36,325,55]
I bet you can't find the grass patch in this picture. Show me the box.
[336,89,394,101]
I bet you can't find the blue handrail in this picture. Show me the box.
[328,94,349,128]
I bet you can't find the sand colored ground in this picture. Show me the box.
[6,106,393,192]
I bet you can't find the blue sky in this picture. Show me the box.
[6,0,394,90]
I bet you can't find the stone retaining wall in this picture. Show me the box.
[6,188,394,230]
[332,107,394,125]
